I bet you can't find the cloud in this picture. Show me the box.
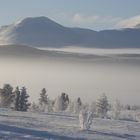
[72,13,121,26]
[53,13,140,30]
[116,15,140,28]
[73,14,99,24]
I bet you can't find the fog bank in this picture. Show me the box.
[0,54,140,105]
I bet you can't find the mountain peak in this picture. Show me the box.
[17,16,49,23]
[15,16,62,28]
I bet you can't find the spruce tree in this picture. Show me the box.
[96,93,109,118]
[61,93,69,110]
[74,97,82,114]
[0,84,14,107]
[20,87,30,111]
[39,88,49,112]
[14,86,21,111]
[77,97,82,106]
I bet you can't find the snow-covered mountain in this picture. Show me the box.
[0,16,140,48]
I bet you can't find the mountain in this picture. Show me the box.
[0,16,140,48]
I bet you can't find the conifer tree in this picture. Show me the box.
[74,97,82,114]
[14,86,21,111]
[96,93,109,118]
[61,93,69,110]
[20,87,30,111]
[39,88,49,112]
[39,88,48,106]
[0,84,14,107]
[77,97,82,106]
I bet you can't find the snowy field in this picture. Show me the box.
[0,108,140,140]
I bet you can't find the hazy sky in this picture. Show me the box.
[0,0,140,30]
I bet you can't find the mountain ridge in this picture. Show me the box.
[0,16,140,48]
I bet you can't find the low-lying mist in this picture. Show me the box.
[41,47,140,55]
[0,52,140,105]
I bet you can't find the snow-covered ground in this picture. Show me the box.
[0,108,140,140]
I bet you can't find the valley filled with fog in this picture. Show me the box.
[0,46,140,105]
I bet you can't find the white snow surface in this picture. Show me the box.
[0,108,140,140]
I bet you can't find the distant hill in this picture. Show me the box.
[0,44,107,60]
[0,45,45,58]
[0,16,140,48]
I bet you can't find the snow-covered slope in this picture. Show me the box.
[0,108,140,140]
[0,17,97,48]
[0,16,140,48]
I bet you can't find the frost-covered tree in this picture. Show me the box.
[61,93,69,110]
[53,96,63,112]
[20,87,30,111]
[53,93,69,112]
[96,93,109,118]
[131,105,140,110]
[112,100,121,120]
[0,84,14,107]
[39,88,48,105]
[66,100,75,113]
[45,99,54,112]
[74,97,82,114]
[14,86,21,111]
[30,102,40,112]
[125,104,131,110]
[39,88,49,112]
[89,101,97,116]
[79,107,94,130]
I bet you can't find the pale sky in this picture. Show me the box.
[0,0,140,30]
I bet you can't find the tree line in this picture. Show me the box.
[0,84,30,111]
[0,83,139,117]
[1,83,140,130]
